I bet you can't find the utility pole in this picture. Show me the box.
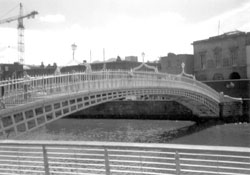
[218,20,220,35]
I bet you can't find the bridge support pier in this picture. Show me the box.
[243,100,250,122]
[220,100,248,122]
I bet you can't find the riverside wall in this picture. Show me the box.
[204,79,250,122]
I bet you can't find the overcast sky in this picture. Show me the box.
[0,0,250,65]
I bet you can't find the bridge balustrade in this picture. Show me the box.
[0,70,221,109]
[0,140,249,175]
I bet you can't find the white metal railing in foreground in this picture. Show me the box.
[0,140,249,175]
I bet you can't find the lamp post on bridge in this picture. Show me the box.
[71,43,77,60]
[141,52,145,63]
[181,62,185,74]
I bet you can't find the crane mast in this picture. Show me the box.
[0,3,38,64]
[18,3,25,64]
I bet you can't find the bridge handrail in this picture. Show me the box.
[0,70,222,107]
[0,140,249,175]
[129,71,220,100]
[0,70,217,94]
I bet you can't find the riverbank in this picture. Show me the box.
[171,122,250,147]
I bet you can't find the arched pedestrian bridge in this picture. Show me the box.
[0,69,242,138]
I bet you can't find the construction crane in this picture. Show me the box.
[0,3,38,64]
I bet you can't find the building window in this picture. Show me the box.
[223,58,230,67]
[207,59,215,69]
[229,47,238,66]
[196,74,207,81]
[199,52,206,70]
[213,47,222,68]
[213,73,224,80]
[5,66,8,71]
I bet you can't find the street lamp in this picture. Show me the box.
[71,43,77,60]
[141,52,145,63]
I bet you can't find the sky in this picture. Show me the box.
[0,0,250,66]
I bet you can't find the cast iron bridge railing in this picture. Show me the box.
[0,140,249,175]
[0,70,221,108]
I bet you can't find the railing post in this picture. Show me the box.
[42,145,50,175]
[104,148,110,175]
[175,151,181,175]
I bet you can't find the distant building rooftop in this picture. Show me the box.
[192,30,249,45]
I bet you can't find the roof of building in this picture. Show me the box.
[192,30,249,45]
[160,53,193,59]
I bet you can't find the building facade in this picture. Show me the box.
[0,62,23,80]
[159,53,194,75]
[125,56,138,62]
[192,31,250,81]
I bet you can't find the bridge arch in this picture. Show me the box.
[0,89,218,139]
[0,70,239,138]
[229,72,241,79]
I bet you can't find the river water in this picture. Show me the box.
[17,118,250,147]
[171,122,250,147]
